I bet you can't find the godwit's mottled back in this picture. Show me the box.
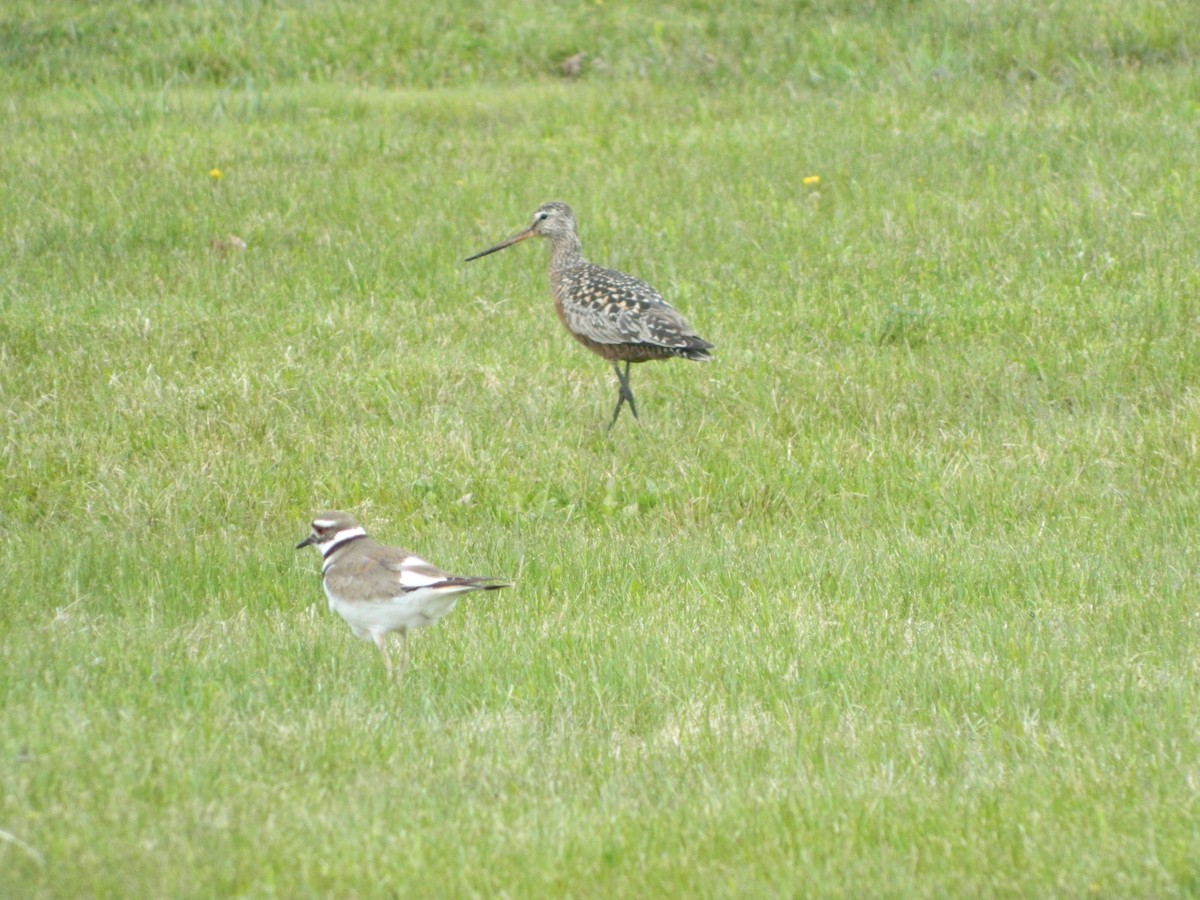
[466,201,713,429]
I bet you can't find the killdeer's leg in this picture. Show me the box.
[608,361,639,431]
[373,632,393,677]
[396,628,410,677]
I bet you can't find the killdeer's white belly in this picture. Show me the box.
[324,583,467,638]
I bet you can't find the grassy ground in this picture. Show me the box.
[3,1,1200,895]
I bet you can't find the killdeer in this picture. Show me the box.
[296,511,509,677]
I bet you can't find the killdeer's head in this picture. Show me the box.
[296,511,367,555]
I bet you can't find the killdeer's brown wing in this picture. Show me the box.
[380,556,508,591]
[323,543,425,604]
[325,542,503,603]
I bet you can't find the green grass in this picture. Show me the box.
[3,0,1200,895]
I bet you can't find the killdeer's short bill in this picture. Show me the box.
[296,511,509,677]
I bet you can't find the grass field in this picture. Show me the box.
[3,0,1200,895]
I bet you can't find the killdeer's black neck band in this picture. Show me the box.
[323,533,367,557]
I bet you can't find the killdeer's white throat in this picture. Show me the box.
[296,511,509,677]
